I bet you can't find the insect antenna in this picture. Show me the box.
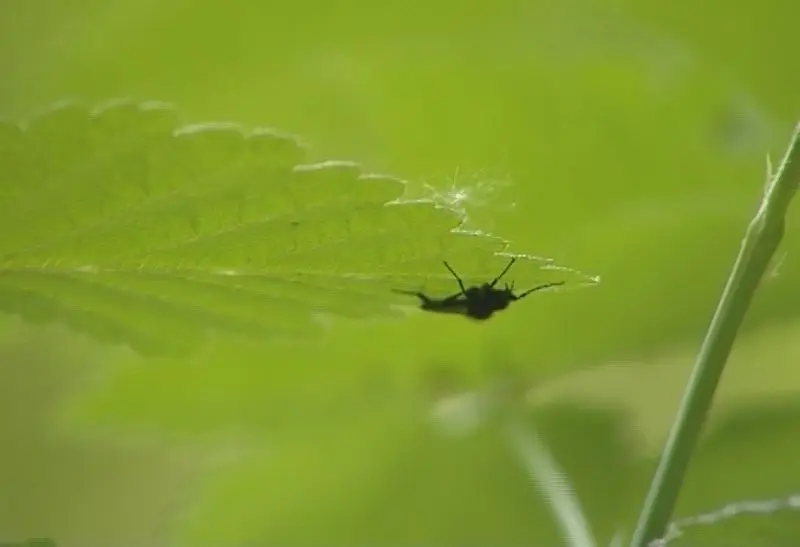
[489,257,518,287]
[515,281,566,299]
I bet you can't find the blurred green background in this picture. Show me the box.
[2,0,800,545]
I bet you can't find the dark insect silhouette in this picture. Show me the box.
[393,257,565,320]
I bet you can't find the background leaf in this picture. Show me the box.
[0,323,202,545]
[662,400,800,546]
[173,402,639,547]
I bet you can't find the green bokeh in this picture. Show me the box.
[2,0,800,545]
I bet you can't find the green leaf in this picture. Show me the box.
[0,100,594,355]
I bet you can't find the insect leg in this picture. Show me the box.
[391,288,432,304]
[489,257,517,287]
[437,291,468,304]
[442,261,468,295]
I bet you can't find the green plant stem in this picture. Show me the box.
[629,122,800,547]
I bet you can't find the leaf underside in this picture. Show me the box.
[0,100,594,355]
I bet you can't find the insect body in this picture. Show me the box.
[394,257,564,320]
